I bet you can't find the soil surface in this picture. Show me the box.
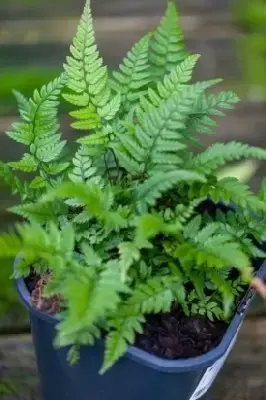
[135,306,227,359]
[26,273,62,314]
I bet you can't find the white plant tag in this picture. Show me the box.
[189,326,241,400]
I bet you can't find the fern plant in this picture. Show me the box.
[1,0,266,374]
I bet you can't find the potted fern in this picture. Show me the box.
[1,1,266,400]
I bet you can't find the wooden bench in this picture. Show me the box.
[0,318,266,399]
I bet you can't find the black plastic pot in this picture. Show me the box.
[15,260,266,400]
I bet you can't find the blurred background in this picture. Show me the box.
[0,0,266,335]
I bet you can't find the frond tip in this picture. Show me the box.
[149,2,188,79]
[63,0,111,120]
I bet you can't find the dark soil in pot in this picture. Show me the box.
[135,308,227,359]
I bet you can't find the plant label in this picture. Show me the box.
[189,325,242,400]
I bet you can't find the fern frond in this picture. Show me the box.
[149,2,188,79]
[136,170,206,211]
[63,0,113,127]
[101,314,145,374]
[69,146,102,185]
[113,85,205,175]
[29,176,46,190]
[44,162,70,176]
[77,131,110,146]
[135,214,165,246]
[43,181,113,220]
[9,154,38,172]
[73,210,91,224]
[146,54,200,107]
[183,215,202,238]
[172,198,204,224]
[0,222,75,276]
[6,122,33,146]
[70,104,101,130]
[7,74,67,174]
[119,242,140,283]
[57,261,128,341]
[138,74,221,121]
[191,177,266,213]
[111,35,151,111]
[98,94,121,120]
[175,232,250,271]
[258,178,266,202]
[190,141,266,174]
[12,90,31,119]
[190,91,240,134]
[0,162,32,199]
[8,202,60,223]
[207,270,236,317]
[0,231,23,259]
[128,276,180,313]
[102,274,185,373]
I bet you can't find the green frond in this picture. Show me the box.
[7,74,67,175]
[258,178,266,202]
[119,242,140,283]
[183,215,202,238]
[149,2,188,79]
[9,154,38,172]
[12,90,31,119]
[0,162,32,199]
[69,146,102,185]
[8,202,60,223]
[207,270,237,317]
[56,325,101,352]
[135,214,165,247]
[0,231,23,259]
[44,162,70,176]
[190,141,266,174]
[190,90,240,134]
[82,243,102,267]
[146,54,200,107]
[77,131,110,146]
[6,122,33,146]
[138,72,221,121]
[97,94,121,121]
[29,176,46,190]
[191,177,266,213]
[62,93,90,107]
[73,210,91,224]
[111,34,151,111]
[114,85,206,175]
[0,222,75,276]
[63,0,112,126]
[175,233,250,271]
[136,170,206,211]
[43,181,114,220]
[128,276,179,313]
[57,261,128,345]
[101,314,145,374]
[172,198,204,224]
[70,104,101,130]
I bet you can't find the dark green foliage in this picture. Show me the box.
[1,0,266,374]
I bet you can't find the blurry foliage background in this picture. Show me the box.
[1,0,266,327]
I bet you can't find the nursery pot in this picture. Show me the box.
[15,259,266,400]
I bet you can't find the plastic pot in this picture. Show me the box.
[15,259,266,400]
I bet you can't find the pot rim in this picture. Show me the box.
[15,257,266,373]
